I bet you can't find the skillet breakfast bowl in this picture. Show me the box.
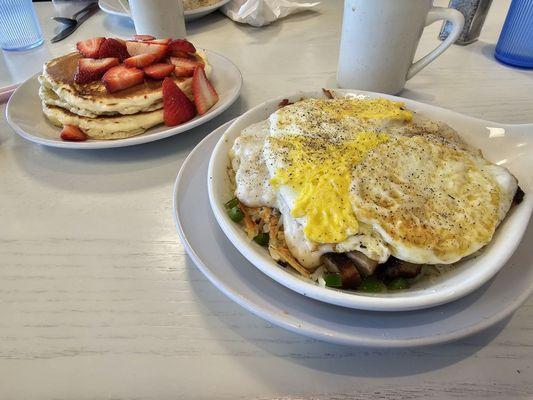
[207,89,533,311]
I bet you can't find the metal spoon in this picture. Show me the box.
[50,2,98,25]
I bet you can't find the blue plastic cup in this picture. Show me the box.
[0,0,44,51]
[495,0,533,68]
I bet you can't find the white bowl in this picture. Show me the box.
[207,89,533,311]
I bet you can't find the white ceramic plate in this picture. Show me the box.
[6,50,241,149]
[0,83,19,103]
[98,0,231,21]
[174,120,533,347]
[207,89,533,311]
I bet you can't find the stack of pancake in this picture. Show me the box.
[38,51,210,140]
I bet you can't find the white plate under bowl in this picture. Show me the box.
[5,50,241,149]
[207,89,533,312]
[98,0,231,21]
[174,120,533,347]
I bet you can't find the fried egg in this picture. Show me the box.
[230,97,518,269]
[350,134,517,264]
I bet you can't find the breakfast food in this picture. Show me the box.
[183,0,222,9]
[39,36,218,141]
[118,0,221,12]
[227,92,524,292]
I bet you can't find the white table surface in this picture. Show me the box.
[1,1,532,399]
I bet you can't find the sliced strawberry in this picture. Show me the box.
[126,41,168,61]
[170,57,201,77]
[169,50,194,59]
[132,34,155,41]
[102,65,144,93]
[168,39,196,56]
[162,77,196,126]
[76,37,105,58]
[98,38,130,61]
[74,57,119,84]
[60,125,88,141]
[124,54,157,68]
[115,37,127,47]
[147,38,171,45]
[192,65,218,115]
[144,63,175,80]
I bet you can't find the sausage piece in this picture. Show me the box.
[346,251,379,277]
[322,253,362,289]
[381,257,422,279]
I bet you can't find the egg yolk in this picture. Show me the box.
[269,131,390,243]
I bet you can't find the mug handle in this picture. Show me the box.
[406,7,464,80]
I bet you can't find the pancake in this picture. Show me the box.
[41,94,163,140]
[41,51,210,117]
[39,45,214,139]
[39,81,162,118]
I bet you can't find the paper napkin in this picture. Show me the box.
[221,0,320,27]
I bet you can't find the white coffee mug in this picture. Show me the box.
[337,0,464,94]
[129,0,186,39]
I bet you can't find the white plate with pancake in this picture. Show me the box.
[98,0,231,21]
[207,89,533,312]
[174,119,533,347]
[6,50,242,149]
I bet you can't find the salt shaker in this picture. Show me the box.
[439,0,493,45]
